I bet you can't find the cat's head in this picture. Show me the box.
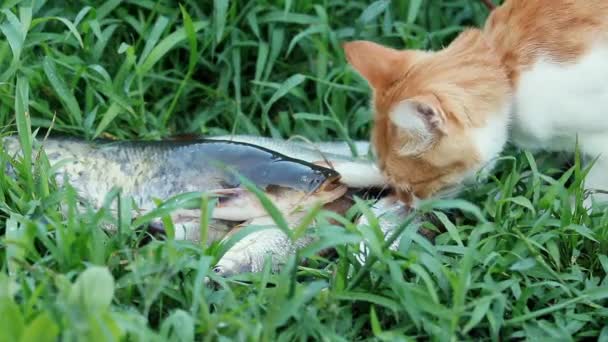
[344,29,512,205]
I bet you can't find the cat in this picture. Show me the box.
[343,0,608,208]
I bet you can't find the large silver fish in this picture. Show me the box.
[208,135,385,188]
[1,135,347,227]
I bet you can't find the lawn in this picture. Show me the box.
[1,0,608,340]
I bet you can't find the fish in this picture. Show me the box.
[208,135,386,189]
[146,214,238,243]
[1,135,346,223]
[212,195,356,277]
[354,196,437,264]
[211,193,441,277]
[146,179,347,244]
[212,215,312,276]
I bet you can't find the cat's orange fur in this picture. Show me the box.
[344,0,608,205]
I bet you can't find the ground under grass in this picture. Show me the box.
[1,0,607,340]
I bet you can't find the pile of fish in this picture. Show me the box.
[1,134,421,276]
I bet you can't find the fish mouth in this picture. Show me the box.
[314,174,348,204]
[319,173,343,192]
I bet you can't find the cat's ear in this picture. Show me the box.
[343,40,406,89]
[389,95,447,156]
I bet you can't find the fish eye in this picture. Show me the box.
[311,177,323,187]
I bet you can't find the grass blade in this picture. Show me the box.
[138,20,207,75]
[42,56,82,126]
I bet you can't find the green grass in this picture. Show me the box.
[1,0,608,340]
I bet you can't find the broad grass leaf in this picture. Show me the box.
[433,211,463,247]
[510,257,536,271]
[584,286,608,301]
[292,201,322,240]
[565,224,598,242]
[213,0,229,43]
[293,113,333,122]
[600,326,608,342]
[287,24,324,56]
[263,28,285,81]
[407,0,424,24]
[18,8,32,37]
[156,197,176,240]
[160,310,194,342]
[88,64,112,83]
[539,168,574,209]
[299,228,361,258]
[358,0,390,24]
[31,16,84,47]
[19,312,59,342]
[259,12,319,25]
[370,306,382,336]
[93,102,121,138]
[69,266,115,312]
[73,6,91,27]
[139,21,207,74]
[334,291,399,312]
[417,199,486,223]
[14,76,34,193]
[96,0,121,20]
[254,42,269,81]
[118,192,132,236]
[505,196,536,214]
[0,297,24,341]
[43,56,82,125]
[131,192,212,227]
[263,74,306,115]
[546,240,561,270]
[138,15,169,65]
[198,195,215,248]
[5,217,27,275]
[463,297,492,333]
[180,4,198,70]
[409,264,439,304]
[599,255,608,273]
[0,9,25,61]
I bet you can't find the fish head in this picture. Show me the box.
[246,158,342,194]
[211,177,348,221]
[203,140,343,194]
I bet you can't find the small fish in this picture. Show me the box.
[148,180,347,244]
[212,195,356,277]
[1,135,345,223]
[355,196,437,264]
[208,135,386,188]
[212,215,311,276]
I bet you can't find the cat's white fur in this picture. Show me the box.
[500,44,608,206]
[471,102,511,179]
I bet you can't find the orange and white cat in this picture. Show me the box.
[344,0,608,208]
